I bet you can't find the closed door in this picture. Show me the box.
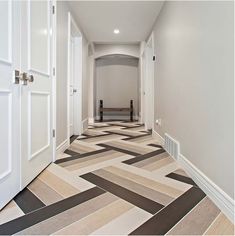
[20,0,53,188]
[69,38,74,137]
[0,0,21,209]
[144,42,154,130]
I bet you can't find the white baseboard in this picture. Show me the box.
[178,153,234,223]
[88,117,94,124]
[56,139,69,157]
[152,129,165,145]
[152,129,234,223]
[82,118,88,133]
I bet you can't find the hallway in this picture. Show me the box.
[0,0,234,235]
[0,121,233,235]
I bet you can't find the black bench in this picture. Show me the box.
[99,100,133,122]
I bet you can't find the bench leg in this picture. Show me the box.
[100,111,103,122]
[130,111,133,122]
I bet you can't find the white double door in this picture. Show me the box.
[0,0,53,209]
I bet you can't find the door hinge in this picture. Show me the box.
[52,129,55,138]
[153,55,156,61]
[52,5,55,14]
[53,67,55,76]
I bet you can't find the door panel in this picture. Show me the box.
[0,92,12,179]
[0,0,20,209]
[30,0,49,74]
[30,92,50,159]
[0,1,11,61]
[20,0,52,188]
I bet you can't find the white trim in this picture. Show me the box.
[152,130,234,223]
[56,139,69,157]
[152,129,164,145]
[52,0,57,162]
[178,153,234,223]
[67,12,83,139]
[88,117,95,124]
[82,118,88,133]
[143,32,155,130]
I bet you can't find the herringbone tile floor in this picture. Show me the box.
[0,121,233,235]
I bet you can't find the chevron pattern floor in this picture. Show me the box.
[0,121,233,235]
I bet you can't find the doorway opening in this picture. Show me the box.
[143,33,155,130]
[67,12,83,141]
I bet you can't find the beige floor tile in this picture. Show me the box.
[17,193,119,235]
[38,170,80,198]
[91,207,152,235]
[204,212,234,235]
[94,168,174,205]
[143,156,174,171]
[104,165,183,198]
[28,178,64,205]
[47,163,95,191]
[167,197,220,235]
[53,199,133,235]
[0,201,24,225]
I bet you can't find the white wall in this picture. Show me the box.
[152,1,234,198]
[56,1,89,147]
[94,44,140,58]
[95,56,139,119]
[56,1,69,147]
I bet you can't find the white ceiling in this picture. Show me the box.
[68,1,164,43]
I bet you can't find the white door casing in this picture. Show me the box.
[69,38,74,137]
[144,33,155,130]
[20,0,53,188]
[67,12,83,140]
[0,0,21,209]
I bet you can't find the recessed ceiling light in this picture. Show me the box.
[114,29,120,34]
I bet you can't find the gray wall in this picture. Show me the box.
[95,56,139,119]
[153,1,234,198]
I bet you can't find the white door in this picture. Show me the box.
[0,0,21,209]
[20,0,53,188]
[144,40,154,130]
[69,38,74,137]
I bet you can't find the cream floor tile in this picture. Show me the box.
[53,199,133,235]
[71,154,134,176]
[91,207,152,235]
[0,201,24,225]
[204,212,234,235]
[38,169,80,198]
[113,163,191,193]
[104,165,183,198]
[47,163,95,191]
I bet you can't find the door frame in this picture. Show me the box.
[67,12,83,145]
[143,32,155,130]
[52,0,57,162]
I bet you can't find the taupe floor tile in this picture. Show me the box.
[204,212,234,235]
[0,121,231,235]
[167,197,220,235]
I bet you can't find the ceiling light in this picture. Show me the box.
[114,29,120,34]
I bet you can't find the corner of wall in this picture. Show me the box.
[56,139,69,159]
[82,118,89,133]
[152,128,165,145]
